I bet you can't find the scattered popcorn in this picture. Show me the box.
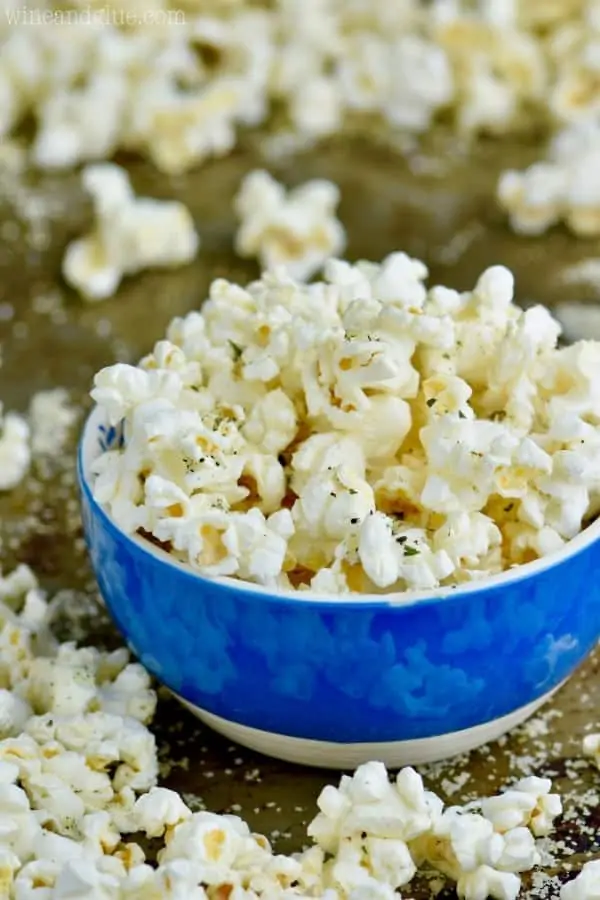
[234,170,346,281]
[561,860,600,900]
[434,11,545,136]
[497,122,600,236]
[29,387,77,457]
[554,301,600,345]
[481,775,562,837]
[89,252,600,595]
[0,403,30,491]
[0,560,563,899]
[411,807,537,900]
[480,776,563,838]
[0,0,600,185]
[62,163,199,301]
[582,732,600,769]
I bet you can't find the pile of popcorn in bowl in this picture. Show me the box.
[78,253,600,780]
[88,257,600,596]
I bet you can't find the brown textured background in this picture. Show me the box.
[1,133,600,897]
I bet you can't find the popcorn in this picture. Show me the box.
[583,732,600,769]
[62,163,199,301]
[497,163,569,236]
[432,512,502,578]
[242,389,298,456]
[1,0,600,191]
[561,860,600,900]
[457,865,521,900]
[480,777,562,837]
[158,810,256,873]
[384,35,454,132]
[434,13,545,136]
[357,512,455,590]
[133,788,191,838]
[51,858,121,899]
[32,73,128,170]
[411,807,536,900]
[308,762,440,851]
[0,690,32,739]
[96,664,157,724]
[89,254,600,594]
[288,76,344,140]
[129,77,248,176]
[234,171,346,281]
[0,403,31,491]
[498,122,600,236]
[0,782,41,860]
[13,859,60,897]
[29,388,77,457]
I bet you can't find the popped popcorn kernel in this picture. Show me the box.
[561,859,600,900]
[234,170,346,281]
[62,163,199,301]
[0,403,30,491]
[497,122,600,237]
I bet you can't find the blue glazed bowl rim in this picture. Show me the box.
[79,404,600,610]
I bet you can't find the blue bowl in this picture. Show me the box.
[79,406,600,768]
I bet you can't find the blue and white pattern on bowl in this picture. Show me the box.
[97,421,125,453]
[78,405,600,768]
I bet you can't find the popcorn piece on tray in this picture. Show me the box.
[583,732,600,769]
[497,122,600,236]
[0,402,31,491]
[561,860,600,900]
[62,163,200,301]
[29,388,78,457]
[479,776,562,837]
[234,169,346,281]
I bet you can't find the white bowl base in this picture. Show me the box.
[174,685,560,769]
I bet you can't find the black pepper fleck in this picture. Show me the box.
[229,340,243,360]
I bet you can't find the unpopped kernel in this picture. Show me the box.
[89,253,600,595]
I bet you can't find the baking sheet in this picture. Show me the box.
[1,133,600,897]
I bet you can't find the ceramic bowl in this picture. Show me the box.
[78,405,600,769]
